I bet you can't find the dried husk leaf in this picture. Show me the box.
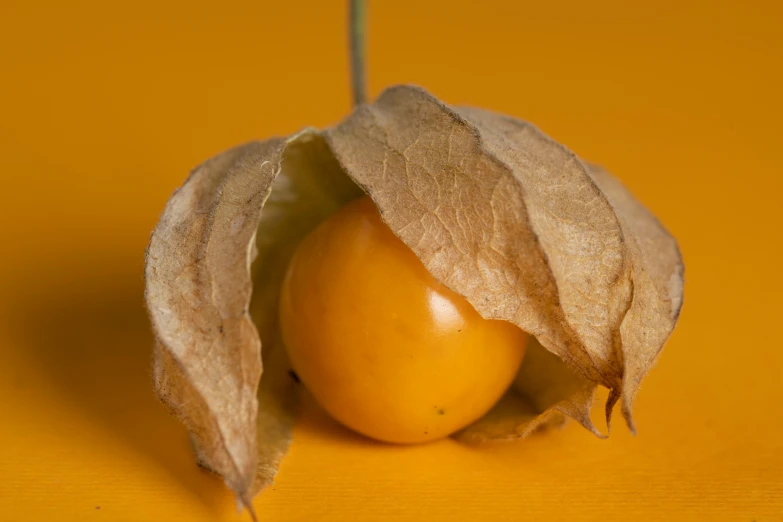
[145,84,683,508]
[584,163,684,429]
[145,131,362,509]
[326,85,683,435]
[146,141,282,512]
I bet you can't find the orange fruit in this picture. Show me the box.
[280,196,527,443]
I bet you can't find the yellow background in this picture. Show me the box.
[1,0,781,520]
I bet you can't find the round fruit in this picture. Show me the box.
[279,196,527,443]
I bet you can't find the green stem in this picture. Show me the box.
[349,0,367,106]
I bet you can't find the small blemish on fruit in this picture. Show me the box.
[218,325,224,334]
[437,408,445,415]
[288,370,300,383]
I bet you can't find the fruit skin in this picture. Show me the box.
[279,196,527,444]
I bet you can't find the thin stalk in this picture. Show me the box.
[349,0,367,106]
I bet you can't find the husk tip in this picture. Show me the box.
[237,490,258,522]
[622,399,637,435]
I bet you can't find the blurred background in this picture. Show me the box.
[0,1,781,521]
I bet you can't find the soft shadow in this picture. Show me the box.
[294,391,464,452]
[8,270,231,516]
[295,391,388,448]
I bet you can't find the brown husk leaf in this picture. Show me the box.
[144,85,684,508]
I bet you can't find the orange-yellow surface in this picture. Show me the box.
[0,1,781,520]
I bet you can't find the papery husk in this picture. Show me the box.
[145,85,683,509]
